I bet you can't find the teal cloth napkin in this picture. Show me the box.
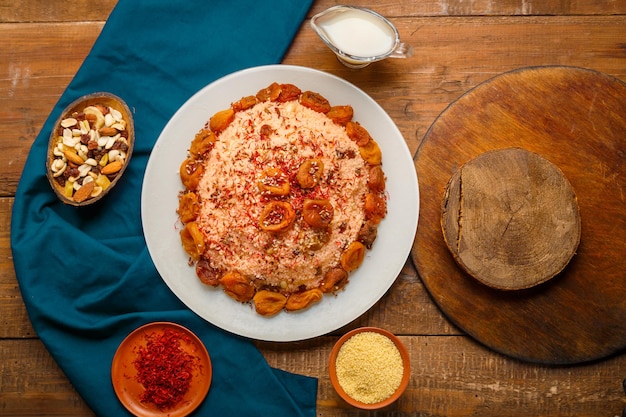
[10,0,317,416]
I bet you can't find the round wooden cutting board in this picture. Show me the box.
[412,66,626,365]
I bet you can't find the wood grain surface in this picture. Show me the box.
[2,1,626,416]
[412,66,626,365]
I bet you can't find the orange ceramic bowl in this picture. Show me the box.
[111,322,211,417]
[328,327,410,409]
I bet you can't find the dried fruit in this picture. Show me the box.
[253,290,287,316]
[302,199,334,229]
[276,83,302,103]
[346,121,372,146]
[231,95,258,112]
[365,192,387,224]
[189,129,216,158]
[341,242,366,272]
[220,271,255,303]
[95,174,111,190]
[321,267,349,293]
[357,221,378,249]
[285,289,323,311]
[296,158,324,189]
[259,201,296,232]
[326,105,354,126]
[256,82,281,102]
[180,222,205,261]
[257,167,290,196]
[367,165,386,192]
[196,259,221,286]
[299,91,331,113]
[177,192,200,223]
[209,108,235,133]
[359,140,382,165]
[179,159,204,190]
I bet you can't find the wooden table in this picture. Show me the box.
[1,1,625,415]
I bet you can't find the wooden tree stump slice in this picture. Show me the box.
[441,148,581,290]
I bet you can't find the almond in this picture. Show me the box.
[63,150,85,166]
[99,126,118,137]
[73,181,95,203]
[101,160,123,175]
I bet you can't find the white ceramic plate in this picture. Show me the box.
[142,65,419,342]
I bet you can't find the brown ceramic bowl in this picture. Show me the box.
[46,92,134,206]
[329,327,410,409]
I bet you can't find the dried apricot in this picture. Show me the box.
[296,158,324,189]
[220,271,255,303]
[365,192,387,224]
[299,91,331,113]
[253,290,287,316]
[177,192,200,223]
[259,201,296,232]
[345,121,372,146]
[285,289,323,311]
[231,95,258,112]
[179,158,204,190]
[257,167,290,196]
[180,221,205,261]
[276,83,302,102]
[340,241,366,272]
[326,105,354,126]
[302,199,334,229]
[359,139,382,165]
[189,129,216,158]
[209,108,235,133]
[256,82,281,102]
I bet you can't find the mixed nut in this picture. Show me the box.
[47,95,132,205]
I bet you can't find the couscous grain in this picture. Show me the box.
[335,331,404,404]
